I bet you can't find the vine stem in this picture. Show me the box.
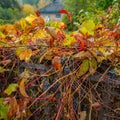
[55,99,63,120]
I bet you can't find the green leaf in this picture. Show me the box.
[4,84,18,95]
[89,58,98,74]
[76,59,89,77]
[0,66,9,73]
[0,66,4,73]
[0,40,6,47]
[0,98,9,120]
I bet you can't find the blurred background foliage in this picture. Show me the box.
[63,0,120,30]
[0,0,120,29]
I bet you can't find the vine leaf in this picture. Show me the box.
[74,33,86,51]
[8,97,20,119]
[63,35,76,47]
[79,20,95,36]
[25,14,36,24]
[52,56,61,70]
[19,79,28,97]
[16,47,32,62]
[76,59,89,77]
[89,58,98,74]
[0,98,9,120]
[20,18,27,30]
[4,84,18,96]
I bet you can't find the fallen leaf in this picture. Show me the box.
[89,58,98,74]
[19,79,28,97]
[80,111,86,120]
[52,56,61,70]
[76,59,89,77]
[8,97,20,119]
[0,98,9,120]
[16,47,32,62]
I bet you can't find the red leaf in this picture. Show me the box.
[59,9,68,14]
[74,34,86,51]
[50,38,54,47]
[56,30,66,42]
[35,11,41,17]
[52,56,61,70]
[59,9,72,23]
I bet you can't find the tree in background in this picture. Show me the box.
[62,0,119,30]
[22,0,39,5]
[0,0,20,9]
[0,0,21,24]
[38,0,51,9]
[22,4,35,16]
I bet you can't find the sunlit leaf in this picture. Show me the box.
[20,18,27,30]
[76,59,89,77]
[0,31,5,38]
[0,98,9,120]
[79,20,95,36]
[16,47,32,62]
[63,35,76,47]
[25,14,37,24]
[32,15,45,28]
[49,21,66,29]
[4,84,18,95]
[19,79,28,97]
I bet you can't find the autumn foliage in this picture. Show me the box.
[0,9,120,120]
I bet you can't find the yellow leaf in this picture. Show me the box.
[25,14,37,24]
[16,47,32,62]
[20,18,27,30]
[76,59,89,77]
[0,31,5,38]
[80,111,86,120]
[19,79,28,97]
[16,47,26,56]
[0,66,4,73]
[79,20,95,36]
[63,35,76,47]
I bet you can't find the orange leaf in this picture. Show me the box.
[19,79,28,97]
[8,97,20,119]
[74,34,86,51]
[52,56,61,70]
